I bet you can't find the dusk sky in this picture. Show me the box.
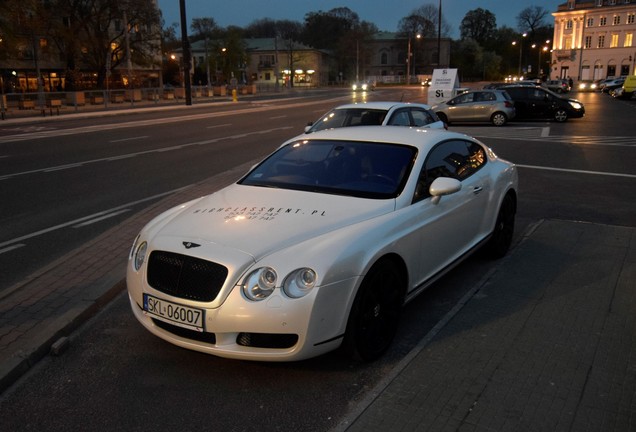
[157,1,560,37]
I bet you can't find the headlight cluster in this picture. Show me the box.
[130,235,148,271]
[242,267,317,301]
[569,101,583,110]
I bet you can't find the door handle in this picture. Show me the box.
[472,186,483,194]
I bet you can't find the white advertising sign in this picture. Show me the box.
[428,68,460,106]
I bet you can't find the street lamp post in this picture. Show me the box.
[413,34,421,79]
[512,33,527,78]
[406,33,421,85]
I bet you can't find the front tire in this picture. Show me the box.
[554,109,568,122]
[343,260,404,361]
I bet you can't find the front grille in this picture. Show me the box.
[152,319,216,344]
[147,251,228,302]
[237,332,299,349]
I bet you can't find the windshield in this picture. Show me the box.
[239,139,417,199]
[309,109,387,132]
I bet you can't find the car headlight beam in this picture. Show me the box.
[569,101,582,110]
[283,268,317,299]
[243,267,277,301]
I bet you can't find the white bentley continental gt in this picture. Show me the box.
[127,127,518,362]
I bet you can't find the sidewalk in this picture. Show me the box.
[337,220,636,431]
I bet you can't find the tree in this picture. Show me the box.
[460,8,497,45]
[190,17,221,42]
[400,4,452,38]
[47,0,162,89]
[516,6,550,35]
[300,8,376,82]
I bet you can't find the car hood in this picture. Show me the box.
[151,183,395,261]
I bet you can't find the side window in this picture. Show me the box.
[529,89,545,100]
[410,109,435,126]
[413,140,487,203]
[387,109,411,126]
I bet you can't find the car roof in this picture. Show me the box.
[330,101,432,110]
[285,125,471,150]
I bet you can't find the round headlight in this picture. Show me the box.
[283,268,317,299]
[133,241,147,271]
[243,267,277,301]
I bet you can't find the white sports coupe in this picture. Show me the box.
[127,126,518,362]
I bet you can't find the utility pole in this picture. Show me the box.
[179,0,192,105]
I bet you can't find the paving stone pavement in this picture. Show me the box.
[335,220,636,432]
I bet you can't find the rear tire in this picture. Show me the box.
[491,112,507,126]
[485,193,516,259]
[343,260,404,361]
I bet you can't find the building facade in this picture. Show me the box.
[552,0,636,81]
[185,38,330,88]
[362,32,452,83]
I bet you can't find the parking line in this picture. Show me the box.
[517,164,636,179]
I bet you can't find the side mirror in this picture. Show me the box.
[304,123,312,133]
[429,177,462,205]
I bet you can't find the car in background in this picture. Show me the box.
[503,85,585,122]
[613,75,636,99]
[352,81,375,91]
[482,82,509,89]
[600,77,625,93]
[545,79,571,93]
[432,89,516,126]
[577,80,598,92]
[304,102,446,133]
[421,78,431,86]
[126,126,518,361]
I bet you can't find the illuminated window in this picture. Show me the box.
[611,34,619,48]
[625,33,633,47]
[566,20,573,29]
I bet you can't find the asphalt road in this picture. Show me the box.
[0,88,635,431]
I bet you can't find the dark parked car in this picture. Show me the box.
[503,85,585,122]
[545,79,571,93]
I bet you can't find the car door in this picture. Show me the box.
[527,88,552,118]
[408,139,491,289]
[505,87,532,118]
[471,91,494,121]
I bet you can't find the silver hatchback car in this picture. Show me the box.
[432,90,516,126]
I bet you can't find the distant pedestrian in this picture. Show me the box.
[568,76,573,88]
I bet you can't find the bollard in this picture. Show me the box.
[232,89,238,102]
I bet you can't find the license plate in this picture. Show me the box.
[143,294,204,331]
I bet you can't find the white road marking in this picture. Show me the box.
[517,164,636,179]
[0,186,191,250]
[0,244,26,255]
[206,123,232,129]
[0,127,293,181]
[110,136,148,143]
[73,209,131,228]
